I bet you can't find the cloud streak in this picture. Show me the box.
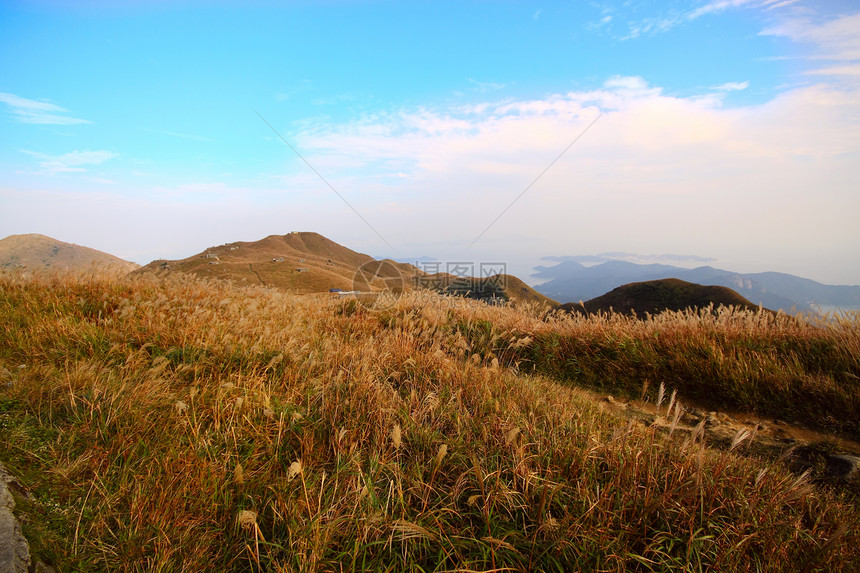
[0,92,90,125]
[761,12,860,72]
[22,149,119,174]
[713,81,750,91]
[616,0,799,40]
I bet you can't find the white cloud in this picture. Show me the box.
[762,0,800,10]
[713,81,750,91]
[22,149,119,174]
[805,64,860,77]
[687,0,760,21]
[0,92,90,125]
[762,12,860,64]
[603,75,651,92]
[291,72,858,172]
[616,0,801,40]
[271,66,859,282]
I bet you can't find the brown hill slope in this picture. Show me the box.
[0,234,138,274]
[559,278,764,316]
[137,232,421,294]
[138,231,553,306]
[417,273,558,309]
[497,274,559,308]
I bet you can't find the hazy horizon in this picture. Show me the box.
[2,1,859,285]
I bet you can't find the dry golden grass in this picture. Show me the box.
[1,270,859,571]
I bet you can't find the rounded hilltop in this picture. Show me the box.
[136,231,420,294]
[136,231,558,307]
[558,277,765,316]
[0,233,138,274]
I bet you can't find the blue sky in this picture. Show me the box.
[2,0,859,284]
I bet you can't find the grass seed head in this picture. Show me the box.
[391,424,402,449]
[436,443,448,466]
[237,510,257,530]
[730,427,752,451]
[394,519,437,542]
[287,460,303,482]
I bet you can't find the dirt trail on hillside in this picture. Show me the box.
[596,392,860,483]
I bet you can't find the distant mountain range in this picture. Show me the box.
[8,232,853,314]
[0,234,138,274]
[534,259,860,312]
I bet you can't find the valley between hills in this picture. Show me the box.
[1,231,860,571]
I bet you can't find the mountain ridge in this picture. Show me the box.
[534,259,860,312]
[135,231,413,294]
[136,232,555,306]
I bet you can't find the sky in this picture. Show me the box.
[1,0,859,285]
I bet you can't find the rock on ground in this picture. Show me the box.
[0,462,30,573]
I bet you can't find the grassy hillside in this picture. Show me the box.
[136,233,555,311]
[136,231,420,294]
[1,271,859,571]
[560,278,763,316]
[0,233,138,275]
[418,273,558,309]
